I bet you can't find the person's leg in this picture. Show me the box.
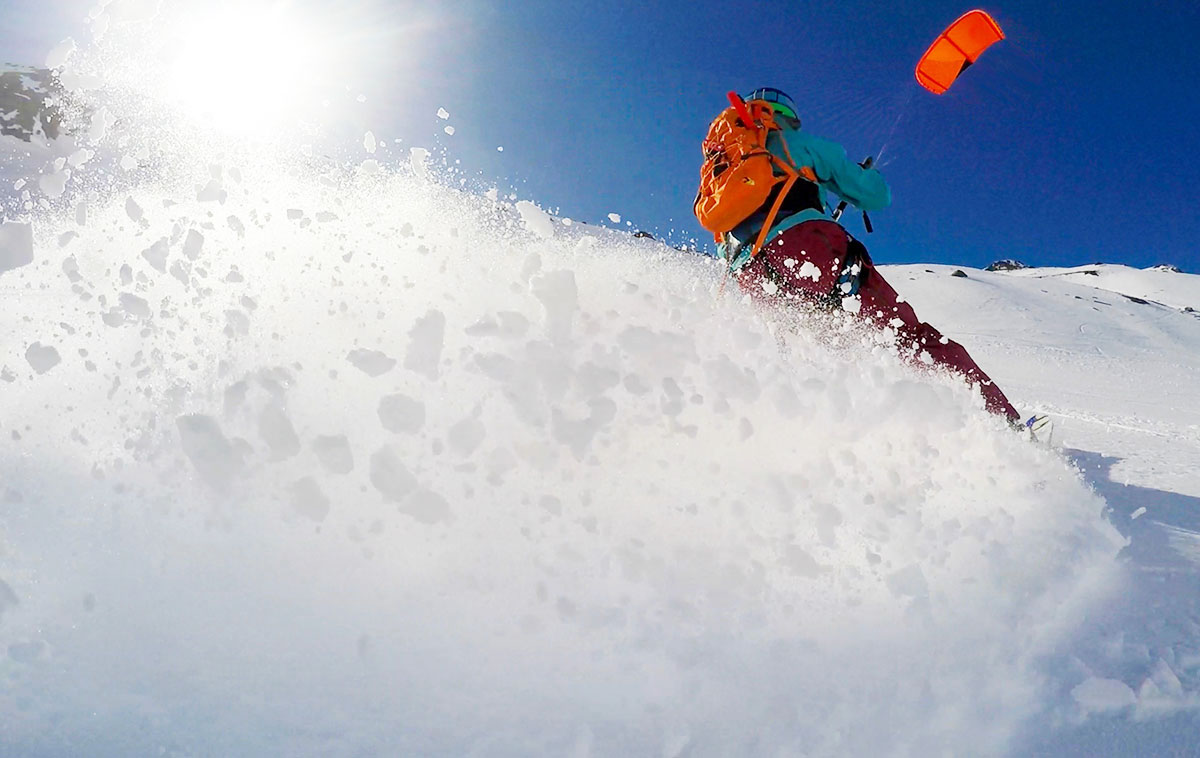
[736,220,848,303]
[854,255,1021,422]
[737,222,1021,422]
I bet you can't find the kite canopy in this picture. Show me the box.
[915,10,1004,95]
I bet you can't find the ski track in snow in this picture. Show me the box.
[1,25,1199,758]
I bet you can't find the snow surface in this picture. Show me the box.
[2,22,1200,758]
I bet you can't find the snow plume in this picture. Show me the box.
[2,30,1123,758]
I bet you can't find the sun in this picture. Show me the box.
[166,4,318,134]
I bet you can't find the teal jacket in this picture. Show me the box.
[719,122,891,271]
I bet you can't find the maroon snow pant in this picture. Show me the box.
[737,220,1020,422]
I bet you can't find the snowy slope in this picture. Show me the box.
[1,26,1199,758]
[884,262,1200,755]
[888,263,1200,499]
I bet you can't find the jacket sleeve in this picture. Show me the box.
[791,132,891,212]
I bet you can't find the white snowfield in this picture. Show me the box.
[2,151,1198,755]
[1,43,1199,758]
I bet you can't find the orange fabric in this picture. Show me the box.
[915,10,1004,95]
[694,104,779,238]
[694,99,816,256]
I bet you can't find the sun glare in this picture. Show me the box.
[167,5,317,134]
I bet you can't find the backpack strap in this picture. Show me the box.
[749,162,798,257]
[746,110,817,259]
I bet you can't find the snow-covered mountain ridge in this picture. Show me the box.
[1002,262,1200,313]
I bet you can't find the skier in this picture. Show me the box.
[694,87,1021,423]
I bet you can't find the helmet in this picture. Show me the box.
[745,87,798,121]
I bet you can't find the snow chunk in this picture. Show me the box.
[405,310,445,379]
[409,147,430,180]
[312,435,354,474]
[532,270,578,343]
[88,107,115,142]
[1139,659,1185,703]
[607,213,621,224]
[39,170,69,199]
[182,229,204,260]
[176,414,243,492]
[140,238,168,272]
[25,343,61,374]
[46,37,76,68]
[515,200,555,239]
[1072,677,1137,714]
[0,221,34,274]
[443,125,455,136]
[347,349,396,377]
[68,149,94,168]
[125,196,144,222]
[784,546,822,578]
[405,488,453,524]
[378,394,425,433]
[290,478,330,522]
[436,107,450,120]
[118,293,150,319]
[259,405,301,460]
[552,398,617,458]
[447,415,486,455]
[363,131,377,154]
[369,445,417,502]
[196,179,226,203]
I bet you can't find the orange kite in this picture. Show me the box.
[916,10,1005,95]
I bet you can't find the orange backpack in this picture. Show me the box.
[693,92,817,258]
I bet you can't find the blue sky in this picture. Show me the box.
[5,0,1199,270]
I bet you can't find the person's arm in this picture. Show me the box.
[795,133,891,212]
